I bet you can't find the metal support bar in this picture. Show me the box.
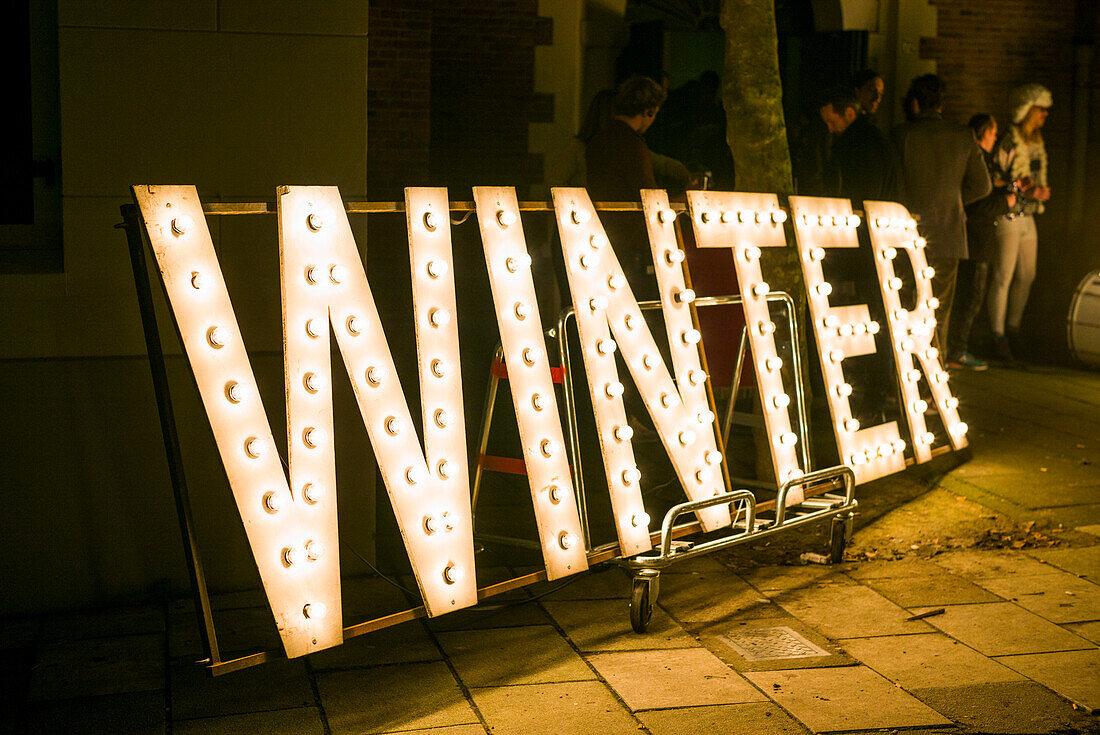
[119,204,221,668]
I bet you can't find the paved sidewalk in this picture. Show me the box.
[3,365,1100,734]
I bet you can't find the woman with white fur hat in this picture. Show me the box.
[987,82,1053,362]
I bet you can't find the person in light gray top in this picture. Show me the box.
[892,74,992,356]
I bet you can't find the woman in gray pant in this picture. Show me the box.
[987,83,1053,362]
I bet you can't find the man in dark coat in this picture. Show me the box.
[820,86,903,205]
[892,75,991,355]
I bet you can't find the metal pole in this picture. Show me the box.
[557,309,591,548]
[120,203,221,667]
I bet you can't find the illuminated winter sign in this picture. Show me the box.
[134,185,964,659]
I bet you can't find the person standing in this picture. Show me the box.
[820,86,902,205]
[947,114,1017,370]
[892,75,992,356]
[852,69,885,118]
[986,83,1053,362]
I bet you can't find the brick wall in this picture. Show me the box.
[922,0,1100,360]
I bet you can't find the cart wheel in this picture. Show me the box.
[630,576,655,633]
[829,514,849,564]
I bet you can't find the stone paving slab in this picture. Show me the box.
[20,691,165,735]
[837,632,1024,689]
[998,648,1100,711]
[423,598,551,632]
[963,475,1100,507]
[174,706,325,734]
[745,665,952,732]
[466,681,639,735]
[435,625,595,687]
[168,606,281,660]
[860,571,1001,607]
[913,680,1098,734]
[586,648,766,711]
[38,605,164,643]
[932,549,1058,578]
[839,558,953,580]
[541,599,698,651]
[316,662,479,734]
[170,657,314,719]
[1029,545,1100,581]
[977,571,1100,623]
[636,701,808,735]
[29,634,164,701]
[770,579,932,639]
[910,601,1096,656]
[735,565,840,593]
[308,620,441,670]
[536,566,631,600]
[1067,621,1100,645]
[658,571,781,625]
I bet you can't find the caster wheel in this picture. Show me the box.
[829,514,851,564]
[630,576,654,633]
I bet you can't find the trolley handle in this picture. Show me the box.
[773,466,856,527]
[659,489,758,558]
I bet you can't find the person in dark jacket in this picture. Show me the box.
[947,114,1017,370]
[820,86,903,205]
[892,75,992,355]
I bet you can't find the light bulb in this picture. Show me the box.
[757,320,776,336]
[548,484,563,504]
[302,483,321,504]
[558,531,578,550]
[809,247,825,262]
[893,308,907,321]
[435,408,451,427]
[892,439,907,453]
[303,426,325,449]
[406,465,427,485]
[590,233,609,249]
[704,450,721,466]
[427,259,448,278]
[632,512,650,528]
[921,266,936,279]
[306,213,324,232]
[847,214,861,227]
[225,381,242,403]
[843,418,860,432]
[849,452,866,465]
[838,323,854,337]
[306,539,324,561]
[882,247,897,260]
[443,563,464,585]
[682,329,702,345]
[660,392,673,408]
[431,358,448,377]
[926,297,940,310]
[953,422,969,435]
[765,356,783,372]
[624,314,637,330]
[262,491,281,513]
[303,601,326,620]
[608,273,626,290]
[190,271,203,289]
[665,248,686,264]
[700,211,711,224]
[801,214,813,226]
[497,209,517,227]
[540,438,557,457]
[887,277,903,291]
[657,208,675,224]
[346,315,362,336]
[742,245,761,262]
[303,372,320,394]
[753,282,771,298]
[698,410,716,424]
[282,546,299,566]
[868,321,881,334]
[946,397,960,409]
[915,236,927,248]
[719,211,731,224]
[530,394,545,411]
[920,431,936,445]
[877,443,892,457]
[596,338,616,355]
[366,365,384,386]
[438,459,456,479]
[506,254,532,273]
[912,400,928,413]
[171,216,193,235]
[605,382,625,398]
[905,369,921,383]
[835,383,853,397]
[429,307,451,327]
[514,301,531,320]
[901,338,915,351]
[244,437,264,459]
[423,211,437,231]
[816,283,833,297]
[738,210,753,223]
[778,432,798,446]
[521,348,538,366]
[687,370,705,386]
[695,467,713,483]
[613,425,634,442]
[772,210,788,224]
[817,214,829,226]
[571,208,591,225]
[207,326,227,348]
[933,372,948,384]
[828,349,844,364]
[675,288,696,304]
[642,353,656,370]
[678,429,697,446]
[925,348,939,361]
[423,514,440,535]
[823,315,839,329]
[773,393,791,408]
[305,319,322,338]
[589,296,608,311]
[385,415,402,436]
[622,467,641,485]
[579,253,594,270]
[329,264,347,284]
